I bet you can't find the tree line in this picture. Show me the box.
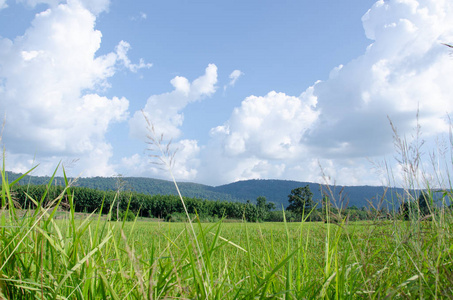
[6,184,277,222]
[13,180,450,223]
[284,184,453,223]
[3,183,397,222]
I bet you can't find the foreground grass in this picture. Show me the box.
[2,195,452,299]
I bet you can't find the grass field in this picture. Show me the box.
[2,196,452,299]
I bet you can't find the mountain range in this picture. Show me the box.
[6,172,403,209]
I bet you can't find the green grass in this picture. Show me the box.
[1,192,452,299]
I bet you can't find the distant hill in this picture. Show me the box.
[5,172,242,203]
[6,172,403,209]
[214,179,403,209]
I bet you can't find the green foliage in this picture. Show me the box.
[255,196,274,221]
[418,190,431,217]
[7,171,404,209]
[398,190,435,221]
[111,210,135,221]
[265,210,297,222]
[5,172,244,202]
[244,200,259,222]
[4,184,249,221]
[286,185,314,217]
[4,183,401,223]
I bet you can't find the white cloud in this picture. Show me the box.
[125,64,217,181]
[78,0,110,14]
[202,156,287,185]
[129,64,218,141]
[0,0,146,177]
[228,69,243,86]
[124,64,217,181]
[120,139,200,181]
[215,91,318,159]
[115,40,152,72]
[229,69,243,85]
[196,91,319,185]
[17,0,110,15]
[131,11,147,21]
[17,0,59,8]
[196,0,453,186]
[303,0,453,159]
[223,69,243,92]
[170,139,200,180]
[0,0,7,10]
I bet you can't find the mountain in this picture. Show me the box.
[213,179,402,209]
[6,172,402,209]
[5,172,241,202]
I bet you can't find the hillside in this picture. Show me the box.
[214,179,402,209]
[6,172,242,203]
[6,172,402,209]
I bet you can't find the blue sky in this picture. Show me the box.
[1,0,452,187]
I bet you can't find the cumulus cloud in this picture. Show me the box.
[304,0,453,158]
[123,64,217,181]
[0,0,147,176]
[213,91,318,159]
[197,0,453,186]
[196,91,319,184]
[129,64,218,141]
[170,139,201,180]
[120,139,201,181]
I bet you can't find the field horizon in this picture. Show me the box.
[6,171,403,209]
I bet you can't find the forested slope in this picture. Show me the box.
[6,172,402,208]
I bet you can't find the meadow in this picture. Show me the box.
[1,181,452,299]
